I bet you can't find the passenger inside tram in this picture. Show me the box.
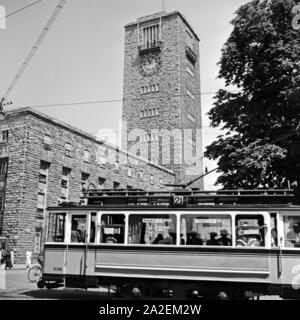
[71,220,83,243]
[186,231,203,245]
[217,229,232,246]
[206,232,219,246]
[158,229,176,244]
[152,233,164,244]
[105,234,118,244]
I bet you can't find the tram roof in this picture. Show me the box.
[47,189,299,211]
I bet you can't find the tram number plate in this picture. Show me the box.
[173,196,184,206]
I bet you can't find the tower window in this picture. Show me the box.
[187,89,195,100]
[186,65,195,78]
[98,177,106,189]
[187,113,196,123]
[83,149,90,162]
[143,25,160,45]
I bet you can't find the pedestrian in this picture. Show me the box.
[10,249,15,268]
[25,250,32,270]
[4,249,12,270]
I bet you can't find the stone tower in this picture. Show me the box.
[122,11,203,189]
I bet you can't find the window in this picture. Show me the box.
[113,181,120,189]
[37,193,45,208]
[47,213,65,242]
[43,135,52,150]
[187,89,195,100]
[159,177,163,185]
[186,65,195,77]
[187,113,196,123]
[128,214,177,245]
[150,174,154,184]
[180,214,232,246]
[98,177,106,189]
[83,149,90,163]
[139,170,144,180]
[0,195,4,212]
[34,233,41,253]
[115,161,120,171]
[81,173,89,196]
[0,158,8,176]
[127,167,133,177]
[90,213,96,243]
[143,25,160,46]
[65,143,72,157]
[71,215,87,243]
[1,131,8,143]
[127,185,133,189]
[38,161,49,211]
[100,214,125,244]
[61,167,71,201]
[235,215,265,247]
[284,216,300,248]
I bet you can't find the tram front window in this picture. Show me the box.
[180,214,232,246]
[235,215,265,247]
[128,214,177,245]
[47,213,65,242]
[71,215,87,243]
[100,214,125,244]
[284,216,300,248]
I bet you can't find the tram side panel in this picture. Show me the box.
[94,246,270,285]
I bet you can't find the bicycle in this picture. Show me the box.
[27,264,42,284]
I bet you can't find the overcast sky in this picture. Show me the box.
[0,0,248,189]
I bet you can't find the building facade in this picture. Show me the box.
[122,11,203,188]
[0,108,175,262]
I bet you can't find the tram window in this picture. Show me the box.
[180,215,232,246]
[47,213,65,242]
[284,216,300,248]
[100,214,125,244]
[235,215,265,247]
[90,213,96,243]
[71,215,87,243]
[128,214,177,245]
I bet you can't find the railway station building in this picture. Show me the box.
[0,108,175,262]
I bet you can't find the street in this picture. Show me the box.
[0,268,282,300]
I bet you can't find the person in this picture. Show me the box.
[25,250,32,270]
[10,249,15,267]
[271,228,278,247]
[187,231,203,245]
[247,234,262,247]
[180,233,185,245]
[105,234,117,244]
[152,233,164,244]
[4,249,12,270]
[158,229,175,244]
[217,229,232,246]
[206,232,219,246]
[71,220,83,243]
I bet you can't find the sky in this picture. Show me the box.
[0,0,249,189]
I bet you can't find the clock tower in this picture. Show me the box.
[122,11,203,189]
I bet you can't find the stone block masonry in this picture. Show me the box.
[0,108,175,263]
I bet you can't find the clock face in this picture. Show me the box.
[140,54,160,76]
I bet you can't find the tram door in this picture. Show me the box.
[66,214,89,276]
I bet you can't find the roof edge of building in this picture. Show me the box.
[5,107,175,176]
[124,10,200,41]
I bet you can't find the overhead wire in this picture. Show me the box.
[0,0,44,20]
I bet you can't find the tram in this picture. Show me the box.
[38,189,300,299]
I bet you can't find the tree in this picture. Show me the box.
[205,0,300,189]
